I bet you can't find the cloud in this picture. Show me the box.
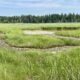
[0,0,80,16]
[0,0,61,8]
[16,1,60,8]
[0,0,79,9]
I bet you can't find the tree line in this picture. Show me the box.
[0,13,80,23]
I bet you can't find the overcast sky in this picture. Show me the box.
[0,0,80,16]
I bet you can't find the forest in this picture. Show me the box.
[0,13,80,23]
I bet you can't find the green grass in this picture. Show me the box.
[4,34,80,48]
[0,47,80,80]
[5,34,64,48]
[56,30,80,38]
[0,23,80,32]
[0,23,80,80]
[0,23,79,48]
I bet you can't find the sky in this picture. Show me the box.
[0,0,80,16]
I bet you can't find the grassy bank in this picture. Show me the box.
[4,34,80,48]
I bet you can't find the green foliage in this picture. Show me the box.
[0,13,80,23]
